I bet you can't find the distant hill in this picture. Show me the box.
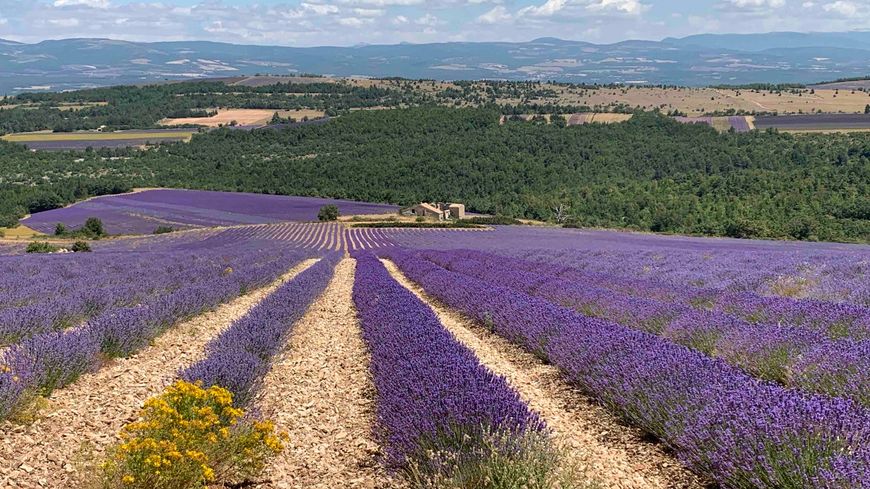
[3,32,870,93]
[665,31,870,52]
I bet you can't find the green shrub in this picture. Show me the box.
[83,217,107,239]
[71,241,91,252]
[317,205,340,222]
[724,218,767,239]
[26,241,59,253]
[406,428,587,489]
[464,215,522,225]
[54,223,68,236]
[153,226,175,235]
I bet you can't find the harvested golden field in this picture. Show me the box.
[501,113,632,125]
[358,79,870,115]
[160,109,276,127]
[0,224,43,239]
[524,86,870,115]
[274,108,327,120]
[587,113,634,123]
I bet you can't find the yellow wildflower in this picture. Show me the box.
[201,464,215,481]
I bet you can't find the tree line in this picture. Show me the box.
[1,107,867,242]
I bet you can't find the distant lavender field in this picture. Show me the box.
[22,189,397,235]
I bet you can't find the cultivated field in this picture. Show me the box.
[159,108,326,128]
[754,114,870,132]
[0,224,42,240]
[2,189,868,489]
[21,189,398,235]
[357,78,870,115]
[1,129,195,150]
[0,101,108,111]
[566,113,633,125]
[567,86,870,114]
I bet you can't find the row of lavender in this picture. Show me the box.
[0,242,311,421]
[0,252,262,347]
[383,249,870,488]
[182,254,339,405]
[418,249,869,406]
[509,246,869,307]
[97,255,338,488]
[501,249,870,332]
[351,254,559,485]
[453,249,868,338]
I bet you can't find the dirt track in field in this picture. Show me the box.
[382,259,707,489]
[0,259,318,489]
[253,258,392,489]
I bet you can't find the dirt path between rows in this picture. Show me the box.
[0,259,319,489]
[253,258,393,489]
[382,259,707,489]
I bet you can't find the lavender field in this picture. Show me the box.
[21,189,397,235]
[2,217,869,489]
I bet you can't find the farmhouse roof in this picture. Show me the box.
[418,203,442,213]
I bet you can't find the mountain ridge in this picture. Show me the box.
[3,31,870,93]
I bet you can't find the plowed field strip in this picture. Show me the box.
[253,258,393,489]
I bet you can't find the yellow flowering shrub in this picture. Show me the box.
[97,380,287,489]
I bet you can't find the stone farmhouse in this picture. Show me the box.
[411,202,466,221]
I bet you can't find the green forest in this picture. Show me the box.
[1,107,868,242]
[0,81,412,133]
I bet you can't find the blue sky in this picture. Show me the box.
[1,0,869,46]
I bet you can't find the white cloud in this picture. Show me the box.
[53,0,109,7]
[519,0,568,17]
[518,0,650,19]
[478,5,512,24]
[723,0,786,8]
[586,0,650,14]
[823,1,860,15]
[338,16,373,26]
[353,8,385,16]
[333,0,424,6]
[0,0,869,49]
[48,17,80,26]
[415,13,439,26]
[301,3,340,15]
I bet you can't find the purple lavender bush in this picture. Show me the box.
[0,251,262,347]
[384,248,870,489]
[352,253,565,488]
[182,253,340,405]
[416,249,870,405]
[0,242,309,421]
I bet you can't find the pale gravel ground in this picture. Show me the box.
[382,259,708,489]
[0,259,319,489]
[253,258,394,489]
